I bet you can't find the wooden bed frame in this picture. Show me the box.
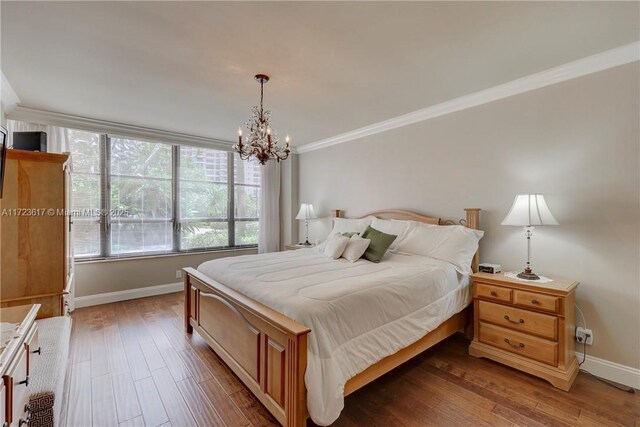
[183,208,481,426]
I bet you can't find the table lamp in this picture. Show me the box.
[501,194,558,280]
[295,203,317,246]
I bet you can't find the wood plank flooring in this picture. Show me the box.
[62,292,640,426]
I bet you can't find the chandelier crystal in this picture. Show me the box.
[234,74,290,165]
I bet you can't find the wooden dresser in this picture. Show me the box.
[0,151,72,318]
[1,304,40,427]
[469,272,579,391]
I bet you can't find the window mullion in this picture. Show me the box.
[100,134,111,258]
[228,152,235,247]
[172,145,180,252]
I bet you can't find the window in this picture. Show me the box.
[68,130,102,257]
[179,146,229,250]
[62,130,261,260]
[110,137,173,255]
[234,153,261,245]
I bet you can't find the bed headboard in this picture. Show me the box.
[331,208,481,272]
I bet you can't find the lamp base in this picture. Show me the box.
[517,268,540,280]
[298,240,313,246]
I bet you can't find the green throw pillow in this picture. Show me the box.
[341,232,359,238]
[361,226,397,263]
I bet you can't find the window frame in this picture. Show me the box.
[72,134,260,261]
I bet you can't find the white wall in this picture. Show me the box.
[298,63,640,368]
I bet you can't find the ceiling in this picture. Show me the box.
[1,2,638,146]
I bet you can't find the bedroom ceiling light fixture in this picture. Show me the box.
[234,74,290,165]
[502,194,558,280]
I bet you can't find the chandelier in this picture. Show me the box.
[234,74,290,165]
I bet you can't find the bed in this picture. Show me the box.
[183,208,481,426]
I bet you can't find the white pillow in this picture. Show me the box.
[396,224,484,274]
[341,235,371,263]
[370,218,415,251]
[330,216,374,235]
[323,233,350,259]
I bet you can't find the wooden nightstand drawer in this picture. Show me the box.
[478,300,558,340]
[514,290,561,313]
[479,322,558,366]
[475,283,512,303]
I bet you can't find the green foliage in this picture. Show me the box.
[236,221,259,245]
[180,182,227,219]
[111,138,173,220]
[181,222,228,249]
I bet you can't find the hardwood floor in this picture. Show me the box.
[62,292,640,426]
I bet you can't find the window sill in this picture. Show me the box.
[74,246,258,264]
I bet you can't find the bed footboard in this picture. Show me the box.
[184,268,310,427]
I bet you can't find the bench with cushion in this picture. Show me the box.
[28,317,71,427]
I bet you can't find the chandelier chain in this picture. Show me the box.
[260,80,264,118]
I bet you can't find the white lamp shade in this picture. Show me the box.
[295,203,317,220]
[501,194,558,226]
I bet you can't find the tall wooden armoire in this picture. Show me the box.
[0,150,72,318]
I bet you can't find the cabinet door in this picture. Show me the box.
[1,153,67,300]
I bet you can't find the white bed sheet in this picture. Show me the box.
[197,248,471,425]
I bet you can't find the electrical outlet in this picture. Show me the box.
[576,327,594,345]
[176,270,183,279]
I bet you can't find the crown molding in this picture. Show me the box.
[7,105,301,154]
[297,41,640,154]
[1,72,20,113]
[7,106,237,150]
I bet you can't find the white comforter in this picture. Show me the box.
[198,248,471,425]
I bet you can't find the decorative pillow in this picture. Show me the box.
[396,223,484,274]
[323,233,350,259]
[361,226,397,263]
[370,218,415,252]
[341,235,371,263]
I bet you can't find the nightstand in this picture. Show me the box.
[284,244,315,251]
[469,272,579,391]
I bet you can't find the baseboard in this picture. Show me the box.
[576,352,640,389]
[74,282,183,308]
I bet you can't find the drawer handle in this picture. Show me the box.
[31,346,41,355]
[18,416,30,426]
[24,403,30,412]
[504,315,524,324]
[490,291,498,297]
[504,338,525,349]
[531,299,539,305]
[18,375,29,387]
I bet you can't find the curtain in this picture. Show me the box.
[7,119,69,153]
[258,160,281,253]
